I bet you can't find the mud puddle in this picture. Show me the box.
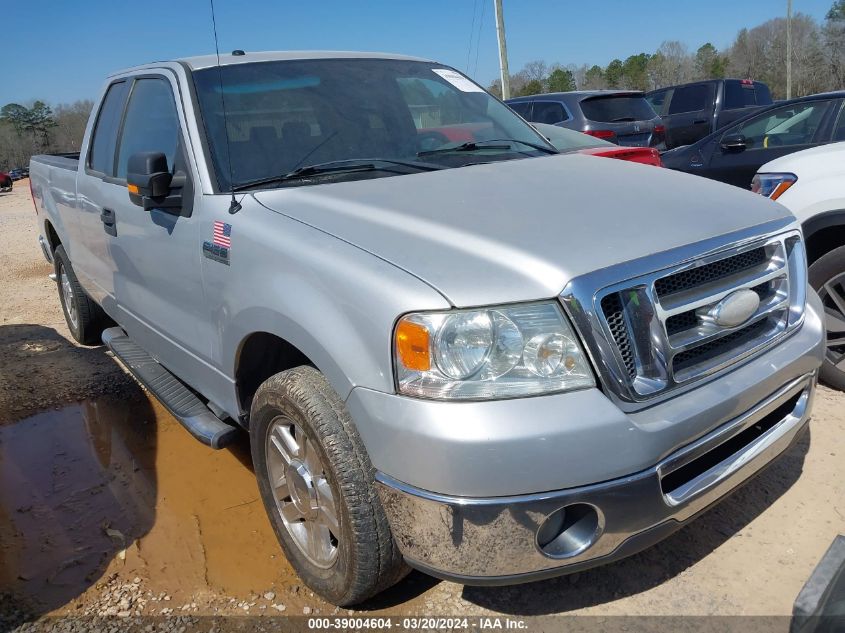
[0,396,303,617]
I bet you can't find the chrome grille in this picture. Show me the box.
[601,293,637,379]
[564,228,807,404]
[654,247,768,297]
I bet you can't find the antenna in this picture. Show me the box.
[209,0,242,214]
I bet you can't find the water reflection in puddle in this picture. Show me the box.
[0,396,296,615]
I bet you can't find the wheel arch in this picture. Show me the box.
[802,209,845,266]
[234,331,316,416]
[44,218,61,252]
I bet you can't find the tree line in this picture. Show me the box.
[488,1,845,98]
[0,100,93,172]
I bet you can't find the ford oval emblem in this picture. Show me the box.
[710,289,760,328]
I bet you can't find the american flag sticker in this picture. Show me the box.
[202,220,232,265]
[213,220,232,248]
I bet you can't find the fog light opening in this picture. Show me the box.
[537,503,602,559]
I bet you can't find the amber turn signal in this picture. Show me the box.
[396,319,431,371]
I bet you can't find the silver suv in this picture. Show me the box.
[507,90,665,149]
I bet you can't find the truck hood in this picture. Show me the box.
[253,153,792,307]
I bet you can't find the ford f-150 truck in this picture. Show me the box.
[30,51,825,606]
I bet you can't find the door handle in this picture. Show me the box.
[100,208,115,225]
[100,208,117,236]
[693,119,707,125]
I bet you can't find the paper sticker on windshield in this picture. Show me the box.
[432,69,484,93]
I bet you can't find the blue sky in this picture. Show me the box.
[1,0,835,105]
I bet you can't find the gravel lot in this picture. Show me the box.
[1,181,843,630]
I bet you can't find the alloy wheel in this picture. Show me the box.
[265,416,340,568]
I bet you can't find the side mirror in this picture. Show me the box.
[127,152,180,210]
[720,134,747,153]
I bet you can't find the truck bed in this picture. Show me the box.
[31,153,80,171]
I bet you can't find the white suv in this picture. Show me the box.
[754,141,845,389]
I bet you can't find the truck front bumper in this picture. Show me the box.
[376,371,816,583]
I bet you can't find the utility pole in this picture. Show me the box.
[786,0,793,99]
[494,0,511,99]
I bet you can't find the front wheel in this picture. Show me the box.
[809,245,845,390]
[250,366,407,605]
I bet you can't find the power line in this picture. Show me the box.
[466,0,479,74]
[473,0,486,77]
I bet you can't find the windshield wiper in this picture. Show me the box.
[418,138,557,157]
[232,158,443,191]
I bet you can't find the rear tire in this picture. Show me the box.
[250,366,407,605]
[54,245,109,345]
[808,245,845,391]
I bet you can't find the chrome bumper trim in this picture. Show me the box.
[376,373,815,580]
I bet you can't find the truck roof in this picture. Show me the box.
[110,50,435,76]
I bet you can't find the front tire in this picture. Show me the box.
[809,245,845,390]
[250,366,407,605]
[54,245,109,345]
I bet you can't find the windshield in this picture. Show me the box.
[192,58,554,190]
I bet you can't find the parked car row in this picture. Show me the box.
[5,167,29,180]
[646,78,773,149]
[661,91,845,187]
[505,79,774,153]
[28,51,834,608]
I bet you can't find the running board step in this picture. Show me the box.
[102,327,239,449]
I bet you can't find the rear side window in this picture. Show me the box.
[116,78,180,179]
[88,81,129,176]
[580,95,656,123]
[508,101,531,118]
[668,85,710,114]
[531,101,568,124]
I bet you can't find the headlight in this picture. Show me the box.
[394,302,595,400]
[751,172,797,200]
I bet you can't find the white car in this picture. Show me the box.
[754,142,845,389]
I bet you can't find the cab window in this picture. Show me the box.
[88,81,129,176]
[116,78,180,179]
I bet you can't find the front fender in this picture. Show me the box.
[214,199,450,411]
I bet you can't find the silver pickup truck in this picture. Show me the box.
[31,51,825,605]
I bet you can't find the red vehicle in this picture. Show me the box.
[0,171,12,192]
[533,122,663,167]
[575,145,662,167]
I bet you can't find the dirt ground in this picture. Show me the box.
[0,181,843,629]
